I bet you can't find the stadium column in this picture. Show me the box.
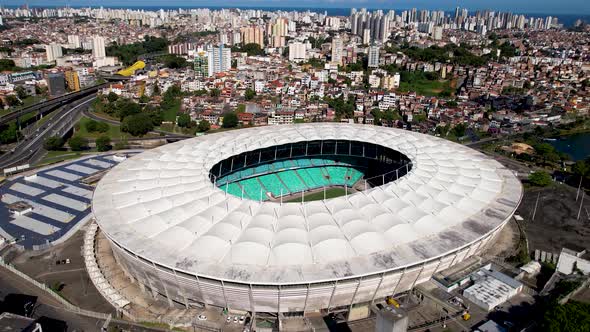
[326,280,337,312]
[172,270,189,309]
[370,272,386,304]
[346,278,362,321]
[303,284,311,315]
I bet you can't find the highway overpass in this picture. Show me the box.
[0,75,129,126]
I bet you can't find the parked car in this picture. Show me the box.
[239,316,245,324]
[197,314,207,321]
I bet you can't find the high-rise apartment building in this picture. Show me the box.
[240,26,264,47]
[207,45,231,77]
[194,51,209,78]
[67,35,81,49]
[331,37,343,65]
[92,35,106,58]
[288,42,307,62]
[368,45,380,68]
[45,43,63,62]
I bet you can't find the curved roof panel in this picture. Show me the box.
[93,123,522,284]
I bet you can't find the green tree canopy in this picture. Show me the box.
[121,113,154,136]
[177,113,192,128]
[197,120,211,132]
[68,135,88,151]
[245,88,256,101]
[44,136,65,151]
[529,171,552,187]
[96,135,112,152]
[0,123,20,144]
[222,112,239,128]
[540,301,590,332]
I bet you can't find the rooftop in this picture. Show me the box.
[92,123,522,284]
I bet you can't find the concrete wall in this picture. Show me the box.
[104,216,508,313]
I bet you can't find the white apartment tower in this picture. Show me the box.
[289,42,307,63]
[207,45,231,77]
[92,36,106,58]
[45,43,63,62]
[368,45,380,68]
[331,37,343,65]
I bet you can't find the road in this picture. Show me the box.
[0,96,96,169]
[0,84,109,126]
[0,264,183,331]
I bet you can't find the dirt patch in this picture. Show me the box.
[516,184,590,254]
[481,217,520,259]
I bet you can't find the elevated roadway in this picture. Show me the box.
[0,96,96,169]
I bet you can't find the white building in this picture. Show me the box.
[368,45,380,68]
[92,36,106,59]
[68,35,81,49]
[45,43,63,62]
[331,37,343,65]
[463,268,523,311]
[288,42,307,63]
[207,45,231,77]
[556,248,590,275]
[268,111,295,125]
[432,26,443,40]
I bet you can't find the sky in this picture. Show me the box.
[2,0,590,15]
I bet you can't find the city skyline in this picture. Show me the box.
[2,0,590,15]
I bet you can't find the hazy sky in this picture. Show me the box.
[3,0,590,15]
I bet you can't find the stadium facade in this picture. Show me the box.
[92,124,522,314]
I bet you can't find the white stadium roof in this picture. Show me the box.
[92,123,522,284]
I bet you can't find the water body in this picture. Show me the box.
[548,132,590,161]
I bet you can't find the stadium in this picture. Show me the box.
[92,123,522,315]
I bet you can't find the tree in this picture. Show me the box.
[540,301,590,332]
[177,113,191,128]
[197,120,211,132]
[15,86,28,100]
[245,88,256,101]
[115,98,142,121]
[210,88,221,98]
[222,112,239,128]
[107,92,119,103]
[236,104,246,113]
[451,123,467,137]
[534,143,559,165]
[152,83,161,96]
[68,136,88,151]
[5,95,20,107]
[121,113,154,136]
[572,159,589,179]
[0,123,20,144]
[528,171,552,187]
[44,136,65,151]
[95,135,112,152]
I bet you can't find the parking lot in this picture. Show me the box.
[0,153,135,248]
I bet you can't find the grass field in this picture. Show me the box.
[286,187,347,202]
[398,79,453,97]
[74,116,128,139]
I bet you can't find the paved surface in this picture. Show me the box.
[0,264,106,331]
[0,153,137,248]
[6,228,115,313]
[0,95,96,169]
